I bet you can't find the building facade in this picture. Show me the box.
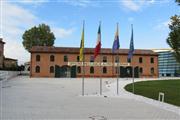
[0,38,5,69]
[153,49,180,77]
[30,46,158,78]
[4,58,18,69]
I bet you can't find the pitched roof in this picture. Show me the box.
[0,38,5,44]
[4,58,17,61]
[30,46,158,56]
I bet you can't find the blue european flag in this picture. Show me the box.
[128,24,134,61]
[112,23,120,53]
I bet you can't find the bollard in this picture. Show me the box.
[158,92,164,102]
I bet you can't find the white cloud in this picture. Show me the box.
[128,17,134,22]
[1,1,74,65]
[62,0,96,7]
[120,0,170,12]
[154,20,170,31]
[121,0,142,11]
[10,0,49,6]
[52,27,75,39]
[1,1,37,64]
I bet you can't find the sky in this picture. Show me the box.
[0,0,180,65]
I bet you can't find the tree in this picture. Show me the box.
[176,0,180,5]
[22,24,55,52]
[167,15,180,63]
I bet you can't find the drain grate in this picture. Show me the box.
[89,115,107,120]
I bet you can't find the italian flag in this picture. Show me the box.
[94,24,101,59]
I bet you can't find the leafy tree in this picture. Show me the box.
[176,0,180,5]
[167,15,180,63]
[22,24,55,52]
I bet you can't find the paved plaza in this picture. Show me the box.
[0,76,180,120]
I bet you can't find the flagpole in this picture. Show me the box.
[131,24,135,94]
[99,21,102,96]
[116,23,119,95]
[82,21,85,96]
[132,57,134,94]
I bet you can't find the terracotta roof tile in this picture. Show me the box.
[30,46,158,56]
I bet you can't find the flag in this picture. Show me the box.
[112,23,120,53]
[79,22,84,62]
[94,24,101,59]
[127,24,134,61]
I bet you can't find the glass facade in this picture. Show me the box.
[157,50,180,77]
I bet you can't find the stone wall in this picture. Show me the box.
[0,70,19,81]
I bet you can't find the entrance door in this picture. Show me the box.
[55,65,70,78]
[71,65,76,78]
[120,66,139,78]
[60,65,69,77]
[134,66,139,78]
[120,66,126,78]
[55,65,61,77]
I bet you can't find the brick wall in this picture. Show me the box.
[30,52,158,78]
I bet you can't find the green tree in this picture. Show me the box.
[167,15,180,63]
[176,0,180,5]
[22,24,55,52]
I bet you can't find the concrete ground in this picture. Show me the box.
[0,76,180,120]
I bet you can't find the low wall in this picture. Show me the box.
[0,70,20,81]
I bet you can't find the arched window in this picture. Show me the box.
[35,66,40,73]
[64,55,68,62]
[77,66,81,73]
[77,56,80,62]
[50,66,54,73]
[103,56,107,62]
[151,67,154,74]
[139,57,143,63]
[115,56,119,63]
[140,67,143,74]
[50,55,55,62]
[103,67,107,74]
[90,67,94,74]
[127,58,131,63]
[90,56,94,62]
[151,57,154,63]
[36,55,40,61]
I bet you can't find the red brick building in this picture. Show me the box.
[30,46,158,78]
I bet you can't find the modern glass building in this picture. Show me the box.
[153,49,180,77]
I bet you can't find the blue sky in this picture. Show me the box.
[0,0,180,64]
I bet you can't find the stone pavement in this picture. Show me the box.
[0,76,180,120]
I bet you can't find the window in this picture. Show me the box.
[64,55,68,62]
[77,56,80,62]
[127,58,131,63]
[77,66,81,73]
[103,56,107,62]
[151,57,154,63]
[50,55,54,62]
[151,67,154,74]
[36,55,40,61]
[90,67,94,74]
[103,67,107,74]
[139,57,143,63]
[50,66,54,73]
[115,56,119,63]
[139,67,143,74]
[35,66,40,73]
[90,56,94,62]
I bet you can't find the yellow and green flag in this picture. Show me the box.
[79,22,84,61]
